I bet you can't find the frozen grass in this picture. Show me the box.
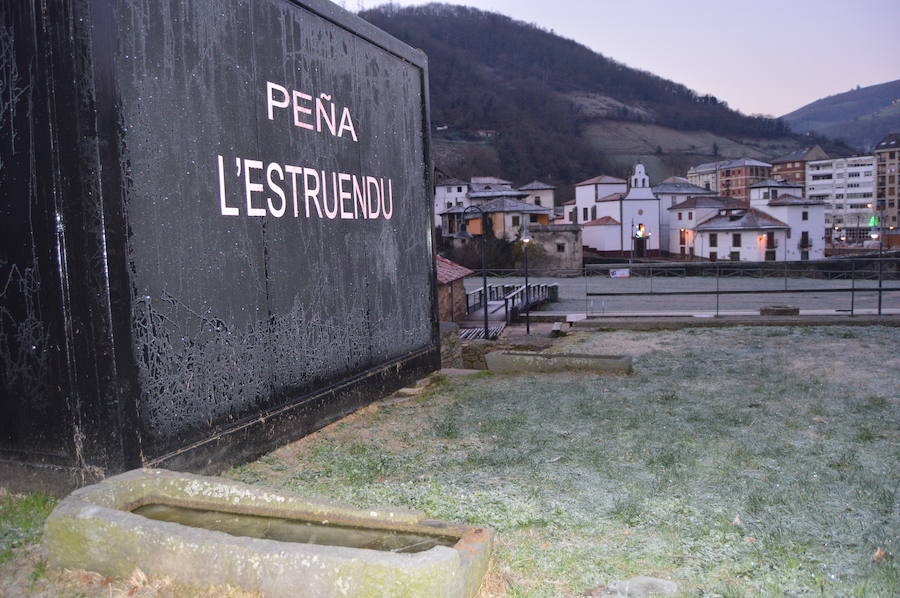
[230,326,899,597]
[0,326,895,597]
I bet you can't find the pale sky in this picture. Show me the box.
[363,0,900,117]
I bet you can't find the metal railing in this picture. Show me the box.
[460,257,900,317]
[465,283,553,324]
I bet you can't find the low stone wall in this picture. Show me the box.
[484,351,633,374]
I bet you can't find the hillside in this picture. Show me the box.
[360,3,852,195]
[782,79,900,151]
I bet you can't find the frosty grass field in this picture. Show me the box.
[0,326,897,597]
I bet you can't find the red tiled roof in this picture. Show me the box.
[435,255,473,284]
[597,192,626,203]
[583,216,620,226]
[575,175,627,187]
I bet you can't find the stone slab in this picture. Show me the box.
[484,351,632,374]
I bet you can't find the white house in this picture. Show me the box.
[565,175,627,224]
[749,180,826,260]
[667,195,744,257]
[433,178,469,227]
[518,180,556,208]
[693,207,790,262]
[652,176,717,255]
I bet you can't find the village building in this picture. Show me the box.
[667,196,744,257]
[652,176,717,255]
[440,197,553,240]
[874,133,900,240]
[563,175,627,224]
[692,207,790,262]
[686,158,773,204]
[806,155,876,245]
[581,164,661,257]
[435,255,473,322]
[771,145,828,187]
[433,178,469,227]
[518,180,556,208]
[749,180,826,260]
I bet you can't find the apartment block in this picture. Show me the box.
[771,145,828,186]
[874,133,900,235]
[806,156,875,244]
[686,158,772,204]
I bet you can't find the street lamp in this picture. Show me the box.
[521,226,532,335]
[877,199,885,315]
[455,205,490,339]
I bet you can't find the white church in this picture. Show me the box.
[565,164,662,257]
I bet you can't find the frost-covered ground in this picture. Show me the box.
[230,326,899,597]
[0,326,896,597]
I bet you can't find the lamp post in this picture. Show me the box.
[521,226,532,335]
[455,205,490,339]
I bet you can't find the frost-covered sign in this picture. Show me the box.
[0,0,437,484]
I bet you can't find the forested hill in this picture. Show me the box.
[360,3,849,189]
[782,79,900,151]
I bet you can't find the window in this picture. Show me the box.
[446,201,452,209]
[556,243,565,253]
[456,200,463,206]
[688,212,693,220]
[446,186,452,192]
[732,233,741,247]
[511,215,520,227]
[801,250,809,260]
[535,198,542,206]
[529,214,539,223]
[678,212,683,221]
[709,251,717,261]
[583,207,588,222]
[730,251,740,261]
[457,186,462,192]
[802,211,808,221]
[709,233,718,247]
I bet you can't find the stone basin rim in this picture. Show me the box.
[45,468,494,598]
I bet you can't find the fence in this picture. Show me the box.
[460,257,900,317]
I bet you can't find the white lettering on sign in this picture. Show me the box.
[266,82,358,141]
[217,156,393,221]
[215,81,394,220]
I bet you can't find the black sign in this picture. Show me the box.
[0,0,437,491]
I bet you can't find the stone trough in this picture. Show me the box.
[44,469,492,598]
[484,351,633,374]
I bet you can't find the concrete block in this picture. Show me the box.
[760,305,800,316]
[484,351,632,374]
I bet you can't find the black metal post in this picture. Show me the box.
[480,218,489,338]
[715,264,720,317]
[878,203,884,315]
[524,241,530,334]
